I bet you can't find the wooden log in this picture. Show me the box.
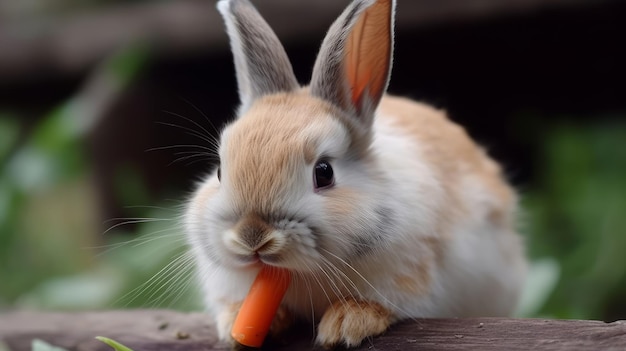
[1,310,625,351]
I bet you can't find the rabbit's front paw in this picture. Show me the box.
[215,302,241,346]
[316,298,392,349]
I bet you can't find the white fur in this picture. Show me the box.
[185,108,526,325]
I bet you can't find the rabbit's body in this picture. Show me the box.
[185,0,526,348]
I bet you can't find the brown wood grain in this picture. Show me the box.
[1,310,625,351]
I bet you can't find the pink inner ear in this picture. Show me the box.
[345,0,392,108]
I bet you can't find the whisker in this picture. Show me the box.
[160,109,214,138]
[102,218,172,235]
[144,253,195,307]
[320,258,359,302]
[177,96,221,136]
[300,261,333,309]
[112,250,188,307]
[313,262,346,309]
[169,154,217,168]
[164,106,216,138]
[147,144,218,155]
[87,231,181,256]
[320,248,408,316]
[122,205,179,212]
[156,120,218,148]
[165,268,197,308]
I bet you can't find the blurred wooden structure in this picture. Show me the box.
[0,0,603,81]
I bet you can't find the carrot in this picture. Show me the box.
[231,265,291,348]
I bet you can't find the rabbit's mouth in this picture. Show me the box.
[221,212,320,270]
[233,252,283,267]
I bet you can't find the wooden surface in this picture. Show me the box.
[1,310,625,350]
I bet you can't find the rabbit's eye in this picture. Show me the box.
[314,160,334,190]
[217,166,221,182]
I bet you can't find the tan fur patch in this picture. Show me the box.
[393,258,432,296]
[482,157,516,227]
[378,97,468,229]
[378,95,515,234]
[422,236,445,262]
[325,188,362,218]
[303,137,318,165]
[317,298,392,348]
[224,92,343,215]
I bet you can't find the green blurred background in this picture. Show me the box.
[1,0,625,322]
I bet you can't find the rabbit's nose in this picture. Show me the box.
[235,212,273,249]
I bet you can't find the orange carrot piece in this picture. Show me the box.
[231,266,291,348]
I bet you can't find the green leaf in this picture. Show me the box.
[515,258,560,317]
[0,115,19,163]
[107,43,151,88]
[0,340,11,351]
[31,339,70,351]
[95,336,135,351]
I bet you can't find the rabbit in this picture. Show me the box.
[184,0,527,348]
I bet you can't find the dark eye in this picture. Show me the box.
[314,159,334,190]
[217,166,221,181]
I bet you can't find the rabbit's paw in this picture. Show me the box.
[215,302,241,346]
[316,298,392,349]
[268,305,296,343]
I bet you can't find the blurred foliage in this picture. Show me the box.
[26,337,135,351]
[522,118,626,320]
[31,339,69,351]
[0,44,205,312]
[0,43,625,320]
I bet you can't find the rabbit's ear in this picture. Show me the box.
[311,0,394,128]
[217,0,299,112]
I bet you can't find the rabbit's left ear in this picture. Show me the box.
[217,0,299,112]
[310,0,395,128]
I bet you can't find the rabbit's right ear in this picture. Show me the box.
[217,0,299,112]
[310,0,394,130]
